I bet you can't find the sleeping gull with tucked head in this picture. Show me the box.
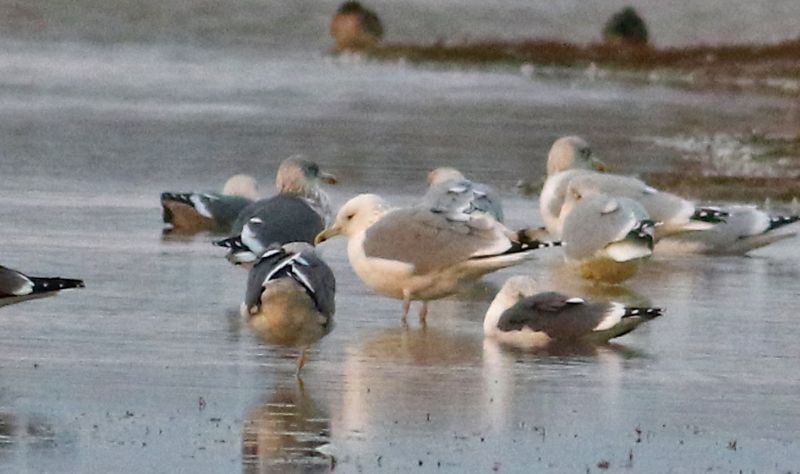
[424,167,504,223]
[484,275,663,349]
[541,136,725,239]
[214,156,337,267]
[561,194,655,284]
[315,193,559,323]
[241,242,335,375]
[161,174,260,234]
[1,265,85,308]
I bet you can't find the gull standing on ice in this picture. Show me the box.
[215,156,337,266]
[161,174,260,234]
[241,243,335,375]
[484,275,663,349]
[315,194,559,323]
[0,265,85,308]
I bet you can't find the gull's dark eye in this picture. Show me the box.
[308,163,320,176]
[346,213,355,221]
[580,148,592,159]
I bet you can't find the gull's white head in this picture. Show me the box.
[315,193,390,244]
[546,136,606,176]
[275,155,338,195]
[427,167,466,187]
[484,275,539,335]
[222,174,260,200]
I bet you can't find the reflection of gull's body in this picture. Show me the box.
[655,205,800,255]
[161,174,259,234]
[315,194,557,322]
[0,265,84,308]
[561,194,654,284]
[242,381,331,472]
[424,167,504,222]
[241,243,335,374]
[541,136,724,239]
[214,156,337,266]
[484,276,663,349]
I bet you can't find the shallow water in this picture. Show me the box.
[1,23,800,474]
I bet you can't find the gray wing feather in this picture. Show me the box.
[562,196,638,260]
[202,195,253,231]
[232,194,325,245]
[363,207,510,274]
[497,292,610,339]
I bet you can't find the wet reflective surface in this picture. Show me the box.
[1,5,800,472]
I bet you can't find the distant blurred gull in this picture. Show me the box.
[484,275,662,349]
[215,156,337,266]
[161,174,259,235]
[241,243,335,375]
[330,1,384,51]
[315,194,559,323]
[0,265,84,308]
[603,6,649,47]
[561,194,654,284]
[423,167,504,223]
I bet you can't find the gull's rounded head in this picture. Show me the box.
[547,136,605,176]
[498,275,539,300]
[276,155,337,193]
[427,167,466,187]
[222,174,259,200]
[316,193,389,243]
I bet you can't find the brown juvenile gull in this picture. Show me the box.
[241,243,335,375]
[214,156,337,267]
[161,174,259,234]
[484,276,663,349]
[0,265,84,308]
[315,193,558,323]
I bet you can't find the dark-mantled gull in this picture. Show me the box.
[0,265,84,308]
[241,243,335,375]
[540,136,724,239]
[423,167,504,223]
[484,276,663,349]
[314,194,559,323]
[561,194,655,284]
[655,205,800,255]
[161,174,259,234]
[214,156,337,267]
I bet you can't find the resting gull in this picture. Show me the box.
[655,205,800,255]
[484,275,663,349]
[423,167,504,223]
[241,243,335,375]
[541,136,725,239]
[561,194,655,284]
[315,193,559,323]
[161,174,259,234]
[0,265,84,308]
[214,156,337,266]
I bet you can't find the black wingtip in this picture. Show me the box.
[29,277,85,294]
[767,215,800,232]
[623,306,664,319]
[213,236,246,250]
[692,207,728,224]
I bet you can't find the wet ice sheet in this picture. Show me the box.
[0,40,799,473]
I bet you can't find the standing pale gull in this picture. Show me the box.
[561,194,655,284]
[655,205,800,255]
[484,276,663,349]
[540,136,724,239]
[314,194,559,323]
[0,265,84,308]
[424,167,505,223]
[241,243,335,375]
[161,174,259,234]
[214,156,337,266]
